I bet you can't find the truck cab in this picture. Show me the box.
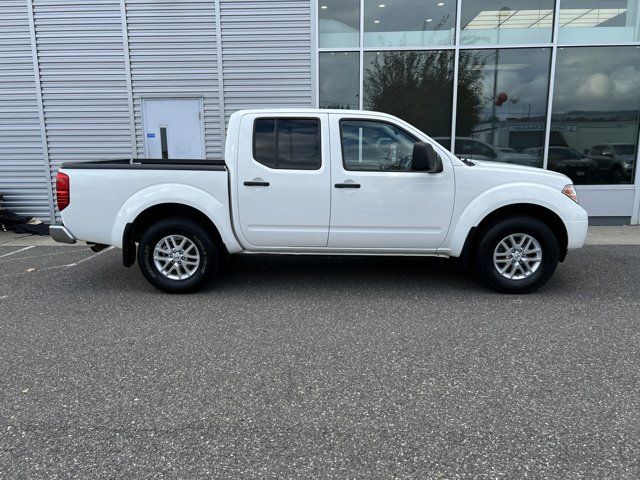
[231,111,454,251]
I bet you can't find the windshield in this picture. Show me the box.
[613,145,635,155]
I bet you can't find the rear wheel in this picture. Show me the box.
[475,216,559,294]
[137,217,218,293]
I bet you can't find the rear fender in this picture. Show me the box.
[110,183,242,253]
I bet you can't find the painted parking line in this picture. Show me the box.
[0,246,115,279]
[0,234,33,246]
[0,246,35,259]
[0,247,91,263]
[30,246,116,272]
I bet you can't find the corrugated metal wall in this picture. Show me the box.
[0,0,313,220]
[32,0,132,204]
[219,0,313,124]
[0,1,50,218]
[125,0,224,158]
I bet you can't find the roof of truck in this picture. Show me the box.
[232,108,398,117]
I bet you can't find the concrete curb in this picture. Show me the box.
[585,226,640,245]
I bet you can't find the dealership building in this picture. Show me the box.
[2,0,640,224]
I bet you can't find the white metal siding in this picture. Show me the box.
[0,1,49,218]
[125,0,223,158]
[32,0,132,198]
[219,0,313,123]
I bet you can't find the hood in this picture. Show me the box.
[462,159,572,189]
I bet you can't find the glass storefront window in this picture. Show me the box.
[363,0,456,48]
[559,0,640,44]
[319,52,360,109]
[363,50,454,147]
[319,0,360,48]
[317,2,640,192]
[452,48,551,169]
[549,46,640,184]
[460,0,555,46]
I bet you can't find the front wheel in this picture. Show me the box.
[137,217,219,293]
[475,216,559,294]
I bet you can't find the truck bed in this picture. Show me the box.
[58,158,232,249]
[62,158,226,171]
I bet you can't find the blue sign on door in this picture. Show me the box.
[147,133,156,138]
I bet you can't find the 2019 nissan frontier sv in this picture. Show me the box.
[49,109,588,294]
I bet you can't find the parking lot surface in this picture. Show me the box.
[1,244,639,478]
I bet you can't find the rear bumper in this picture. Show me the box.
[49,225,77,244]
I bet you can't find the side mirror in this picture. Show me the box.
[412,142,443,173]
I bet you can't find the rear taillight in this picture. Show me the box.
[56,172,70,211]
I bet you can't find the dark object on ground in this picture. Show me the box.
[0,194,50,236]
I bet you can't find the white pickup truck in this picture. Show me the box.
[50,109,588,294]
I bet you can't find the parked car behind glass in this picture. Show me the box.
[585,143,635,183]
[436,137,540,168]
[523,146,597,183]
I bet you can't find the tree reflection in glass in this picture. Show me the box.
[363,50,457,148]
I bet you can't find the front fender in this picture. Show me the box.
[440,182,587,257]
[110,183,242,252]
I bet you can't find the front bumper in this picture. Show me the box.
[565,219,589,251]
[49,225,77,244]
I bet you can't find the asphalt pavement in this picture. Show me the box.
[0,242,639,478]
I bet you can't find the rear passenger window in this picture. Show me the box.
[253,118,321,170]
[253,119,277,168]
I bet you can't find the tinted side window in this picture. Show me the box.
[340,120,418,171]
[277,119,321,170]
[253,119,277,168]
[252,118,321,170]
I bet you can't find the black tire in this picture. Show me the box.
[137,217,219,293]
[474,216,559,294]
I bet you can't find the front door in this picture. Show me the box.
[143,98,204,159]
[328,115,455,251]
[236,113,331,248]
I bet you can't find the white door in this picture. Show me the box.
[236,113,331,248]
[143,98,204,159]
[328,115,455,251]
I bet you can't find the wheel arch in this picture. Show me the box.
[122,203,227,267]
[460,203,569,268]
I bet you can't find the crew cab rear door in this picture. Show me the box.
[235,113,331,248]
[328,114,455,251]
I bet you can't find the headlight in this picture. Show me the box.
[562,184,579,204]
